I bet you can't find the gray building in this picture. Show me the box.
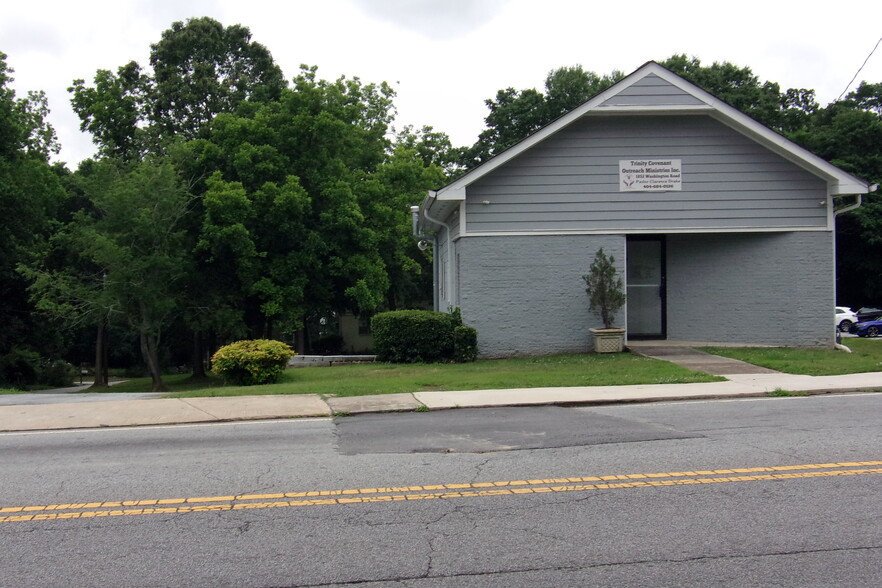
[417,62,873,357]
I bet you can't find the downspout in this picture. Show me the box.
[831,185,876,352]
[833,194,863,216]
[410,205,420,236]
[833,184,877,216]
[422,191,455,312]
[410,204,439,311]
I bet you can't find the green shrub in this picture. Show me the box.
[211,339,296,386]
[0,349,41,389]
[372,309,476,363]
[39,359,76,388]
[0,352,77,390]
[452,325,478,363]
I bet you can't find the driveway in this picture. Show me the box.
[0,383,164,406]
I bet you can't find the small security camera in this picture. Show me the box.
[417,240,429,251]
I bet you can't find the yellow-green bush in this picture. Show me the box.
[211,339,295,386]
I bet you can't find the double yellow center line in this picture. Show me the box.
[3,461,880,523]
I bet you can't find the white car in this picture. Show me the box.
[836,306,859,332]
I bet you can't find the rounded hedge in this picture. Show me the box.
[211,339,295,386]
[452,325,478,363]
[371,310,477,363]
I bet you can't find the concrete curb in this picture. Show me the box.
[1,344,879,433]
[1,381,879,433]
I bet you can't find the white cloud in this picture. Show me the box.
[348,0,509,39]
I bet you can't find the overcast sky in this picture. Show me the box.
[4,0,882,167]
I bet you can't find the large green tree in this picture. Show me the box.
[30,160,194,391]
[0,52,67,387]
[67,17,290,372]
[69,17,286,160]
[182,67,442,343]
[458,65,623,167]
[790,84,882,306]
[84,160,192,391]
[149,16,286,140]
[68,61,150,161]
[660,54,819,134]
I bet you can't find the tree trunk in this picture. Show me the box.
[191,330,206,378]
[294,328,306,355]
[91,319,109,388]
[140,330,167,392]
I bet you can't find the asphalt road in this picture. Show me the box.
[1,393,880,587]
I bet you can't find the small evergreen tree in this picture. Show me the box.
[582,248,626,329]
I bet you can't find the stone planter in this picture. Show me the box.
[589,327,626,353]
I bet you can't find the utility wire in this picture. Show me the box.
[836,35,882,102]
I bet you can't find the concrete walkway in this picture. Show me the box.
[629,344,781,375]
[1,346,879,432]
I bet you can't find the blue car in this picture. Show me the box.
[853,318,882,338]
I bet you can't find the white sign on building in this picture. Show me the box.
[619,159,682,191]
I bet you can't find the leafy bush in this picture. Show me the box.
[452,325,478,363]
[0,349,40,389]
[39,359,77,388]
[211,339,296,386]
[372,309,476,363]
[0,351,76,390]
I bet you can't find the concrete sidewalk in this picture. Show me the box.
[1,346,880,432]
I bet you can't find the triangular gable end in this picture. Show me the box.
[597,72,708,109]
[430,61,870,205]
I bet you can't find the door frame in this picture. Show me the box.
[626,235,667,340]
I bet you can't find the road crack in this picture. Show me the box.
[273,544,882,586]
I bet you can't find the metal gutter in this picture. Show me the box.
[422,192,454,311]
[835,184,877,216]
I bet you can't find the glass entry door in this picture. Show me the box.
[627,237,666,338]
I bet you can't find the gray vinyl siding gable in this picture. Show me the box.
[448,207,461,240]
[465,115,828,233]
[599,74,706,108]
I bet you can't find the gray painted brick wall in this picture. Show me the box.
[454,231,834,356]
[666,232,834,346]
[457,235,625,357]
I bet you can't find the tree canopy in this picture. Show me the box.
[660,54,819,134]
[149,17,286,140]
[57,19,443,380]
[457,65,623,167]
[791,83,882,304]
[0,52,67,387]
[69,16,287,160]
[182,66,440,336]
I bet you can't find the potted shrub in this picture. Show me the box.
[582,248,627,353]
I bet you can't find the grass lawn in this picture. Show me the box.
[0,388,27,395]
[700,338,882,376]
[105,352,724,397]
